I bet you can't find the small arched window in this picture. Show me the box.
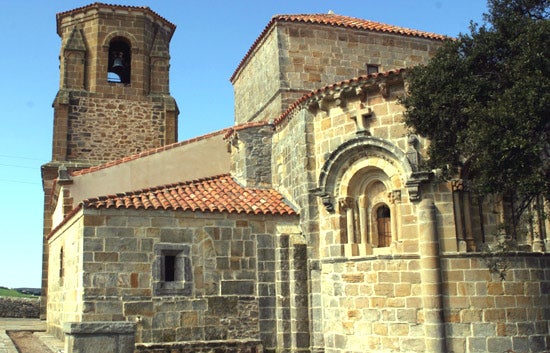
[376,205,391,247]
[107,38,131,84]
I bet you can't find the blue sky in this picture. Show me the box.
[0,1,488,288]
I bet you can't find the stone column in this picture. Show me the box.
[64,322,136,353]
[418,199,446,352]
[357,195,368,244]
[290,244,310,351]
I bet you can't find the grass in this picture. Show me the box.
[0,288,37,298]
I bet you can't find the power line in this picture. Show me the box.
[0,163,37,170]
[0,179,41,185]
[0,154,44,161]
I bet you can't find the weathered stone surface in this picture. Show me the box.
[64,321,136,334]
[64,321,136,353]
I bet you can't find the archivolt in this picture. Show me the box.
[315,136,413,212]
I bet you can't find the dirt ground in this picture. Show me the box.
[7,331,55,353]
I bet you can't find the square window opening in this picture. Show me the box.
[367,64,379,75]
[154,243,192,296]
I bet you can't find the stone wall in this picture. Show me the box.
[47,211,85,338]
[318,254,550,353]
[230,124,273,188]
[321,257,425,352]
[232,20,442,124]
[64,94,170,163]
[232,26,282,125]
[0,297,40,318]
[47,207,300,347]
[442,254,550,353]
[278,23,439,101]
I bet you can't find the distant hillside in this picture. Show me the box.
[0,287,39,298]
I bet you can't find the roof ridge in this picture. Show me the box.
[230,13,447,82]
[71,127,232,177]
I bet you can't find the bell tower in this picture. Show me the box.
[40,3,178,317]
[50,3,178,164]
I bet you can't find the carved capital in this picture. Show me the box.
[338,196,355,211]
[451,179,469,192]
[388,190,401,204]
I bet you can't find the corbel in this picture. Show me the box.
[355,86,367,105]
[321,193,334,212]
[57,165,73,185]
[378,82,389,99]
[333,91,346,108]
[318,94,332,112]
[226,132,239,153]
[405,171,431,202]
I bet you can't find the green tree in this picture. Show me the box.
[401,0,549,218]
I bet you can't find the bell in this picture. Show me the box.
[112,57,124,68]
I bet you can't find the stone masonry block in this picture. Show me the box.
[124,302,153,317]
[487,337,512,352]
[207,297,238,315]
[221,281,254,295]
[64,321,136,353]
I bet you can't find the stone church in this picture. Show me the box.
[41,3,549,353]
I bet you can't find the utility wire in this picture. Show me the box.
[0,163,37,169]
[0,154,44,161]
[0,179,40,185]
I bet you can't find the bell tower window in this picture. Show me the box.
[107,38,131,84]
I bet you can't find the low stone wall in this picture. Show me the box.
[135,339,263,353]
[0,297,40,318]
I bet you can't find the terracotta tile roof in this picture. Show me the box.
[82,174,298,215]
[56,2,176,36]
[274,69,406,128]
[231,13,447,82]
[71,128,231,177]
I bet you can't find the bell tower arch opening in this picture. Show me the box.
[107,37,131,84]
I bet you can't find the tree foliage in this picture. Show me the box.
[401,0,549,204]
